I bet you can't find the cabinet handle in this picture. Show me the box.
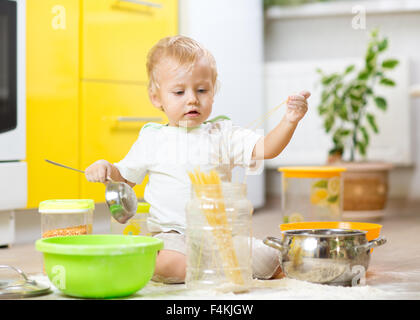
[119,0,162,8]
[116,116,163,122]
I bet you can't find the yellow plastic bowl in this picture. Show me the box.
[279,221,382,241]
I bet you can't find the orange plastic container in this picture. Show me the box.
[279,221,382,241]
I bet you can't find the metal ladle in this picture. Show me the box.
[45,159,137,224]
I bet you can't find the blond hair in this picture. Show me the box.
[146,35,218,93]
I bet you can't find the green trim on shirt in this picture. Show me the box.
[143,122,164,130]
[144,115,231,130]
[204,115,231,123]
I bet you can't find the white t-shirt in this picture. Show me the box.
[114,119,263,234]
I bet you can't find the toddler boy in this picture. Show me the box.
[85,35,310,283]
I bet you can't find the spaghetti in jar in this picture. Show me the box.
[186,170,253,292]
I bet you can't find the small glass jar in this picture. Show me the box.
[110,202,151,236]
[185,183,253,292]
[278,166,346,223]
[39,199,94,238]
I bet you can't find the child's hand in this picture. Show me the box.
[285,90,310,124]
[85,160,113,183]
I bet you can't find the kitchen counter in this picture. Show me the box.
[1,198,419,300]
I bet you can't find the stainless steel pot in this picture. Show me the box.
[264,229,386,286]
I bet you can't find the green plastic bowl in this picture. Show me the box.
[35,234,163,299]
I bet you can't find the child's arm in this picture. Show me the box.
[252,91,310,160]
[85,160,136,188]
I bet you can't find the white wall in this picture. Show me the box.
[264,57,411,166]
[264,3,420,200]
[179,0,266,207]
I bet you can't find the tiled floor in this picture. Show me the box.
[1,197,420,299]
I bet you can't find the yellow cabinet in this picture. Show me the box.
[82,0,178,83]
[26,0,178,208]
[26,0,80,208]
[79,81,166,202]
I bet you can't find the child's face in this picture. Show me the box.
[150,56,215,127]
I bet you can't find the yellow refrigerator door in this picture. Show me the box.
[82,0,178,83]
[26,0,80,208]
[79,81,166,202]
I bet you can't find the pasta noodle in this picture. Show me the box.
[245,99,287,129]
[188,168,244,285]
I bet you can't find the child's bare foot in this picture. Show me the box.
[152,249,186,284]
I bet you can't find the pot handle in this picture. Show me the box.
[263,236,285,251]
[358,236,387,252]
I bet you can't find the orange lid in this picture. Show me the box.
[279,221,382,241]
[278,166,346,178]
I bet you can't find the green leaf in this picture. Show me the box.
[345,65,355,74]
[350,93,363,101]
[366,62,375,73]
[322,74,338,85]
[351,102,360,113]
[353,83,364,90]
[333,129,350,147]
[321,91,330,103]
[382,59,399,69]
[324,116,335,133]
[340,129,351,136]
[366,50,376,63]
[313,180,328,189]
[318,105,328,115]
[358,71,370,80]
[380,78,396,86]
[357,141,367,156]
[366,113,379,133]
[374,96,387,111]
[377,38,388,52]
[333,128,349,144]
[334,128,351,138]
[327,195,339,204]
[360,126,369,145]
[338,106,348,120]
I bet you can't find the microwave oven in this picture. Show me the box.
[0,0,26,246]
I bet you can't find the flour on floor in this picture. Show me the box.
[29,274,392,300]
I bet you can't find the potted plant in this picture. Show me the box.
[316,29,399,219]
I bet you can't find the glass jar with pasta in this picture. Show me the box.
[186,169,253,292]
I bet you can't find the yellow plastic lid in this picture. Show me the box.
[278,166,347,178]
[137,202,150,214]
[39,199,95,214]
